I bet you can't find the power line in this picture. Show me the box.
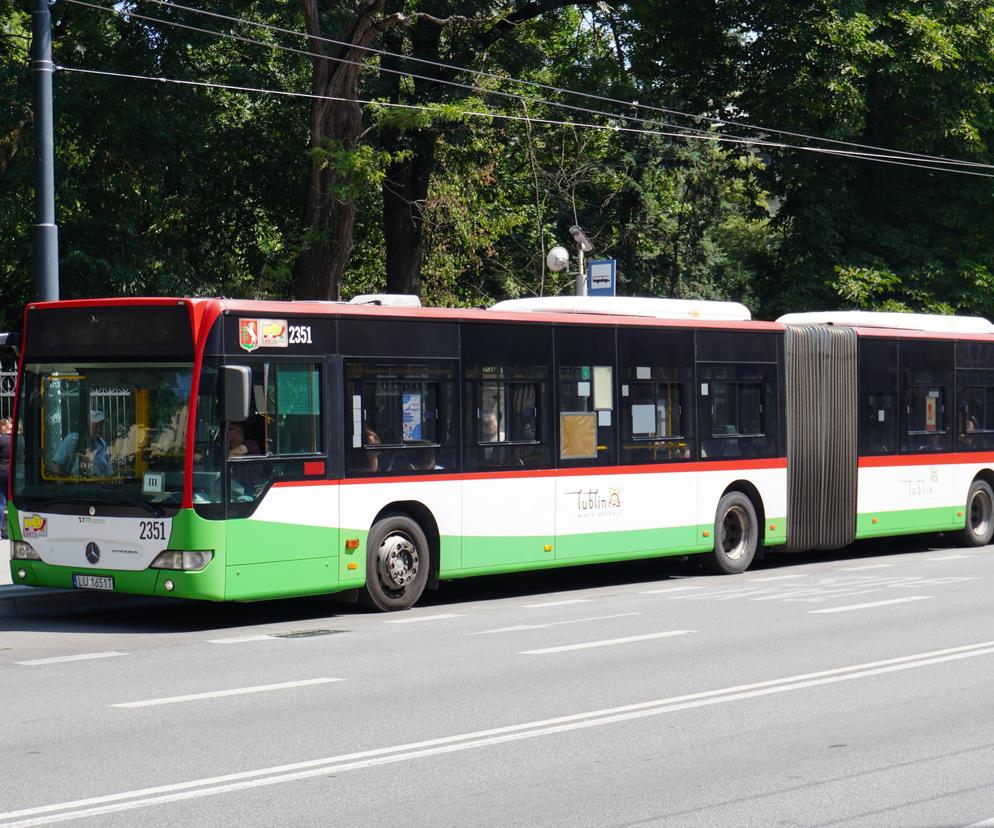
[132,0,993,170]
[55,64,994,179]
[63,0,994,172]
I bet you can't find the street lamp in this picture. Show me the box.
[569,225,593,296]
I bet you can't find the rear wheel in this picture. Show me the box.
[961,479,994,547]
[361,515,430,611]
[706,491,758,574]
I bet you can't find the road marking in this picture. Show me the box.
[470,613,640,635]
[16,652,126,666]
[837,563,896,571]
[639,585,702,594]
[8,640,994,827]
[746,574,806,582]
[963,816,994,827]
[383,614,463,624]
[808,596,931,614]
[208,635,274,645]
[521,599,591,608]
[925,555,974,561]
[519,630,693,655]
[111,678,343,709]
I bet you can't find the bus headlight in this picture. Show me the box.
[11,541,41,561]
[150,550,214,571]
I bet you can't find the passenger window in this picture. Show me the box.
[900,340,952,454]
[698,364,778,460]
[621,375,691,463]
[958,380,994,451]
[346,362,456,475]
[859,339,898,455]
[463,366,548,470]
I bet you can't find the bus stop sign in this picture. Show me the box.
[587,259,616,296]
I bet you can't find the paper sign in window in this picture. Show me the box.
[402,393,423,441]
[631,404,656,435]
[577,381,591,398]
[560,412,598,459]
[593,366,613,410]
[636,366,651,380]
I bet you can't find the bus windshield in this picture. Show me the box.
[13,361,194,514]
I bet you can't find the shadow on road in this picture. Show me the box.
[0,531,969,636]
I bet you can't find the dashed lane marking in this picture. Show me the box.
[808,596,932,614]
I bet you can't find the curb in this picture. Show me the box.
[0,584,174,619]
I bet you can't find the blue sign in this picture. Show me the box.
[587,259,616,296]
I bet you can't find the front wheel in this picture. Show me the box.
[961,479,994,547]
[706,491,759,574]
[361,515,430,611]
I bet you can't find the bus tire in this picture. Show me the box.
[706,491,758,574]
[361,514,430,611]
[961,479,994,547]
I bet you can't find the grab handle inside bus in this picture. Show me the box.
[223,365,251,423]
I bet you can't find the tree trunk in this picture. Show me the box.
[292,0,385,301]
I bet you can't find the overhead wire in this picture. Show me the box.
[55,65,994,179]
[120,0,994,171]
[61,0,994,173]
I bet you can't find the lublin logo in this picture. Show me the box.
[564,487,623,518]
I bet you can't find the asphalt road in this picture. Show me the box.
[3,536,994,827]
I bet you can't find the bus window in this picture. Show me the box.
[900,340,953,453]
[621,378,691,463]
[464,365,547,469]
[957,378,994,451]
[345,362,456,475]
[698,364,778,459]
[859,339,898,455]
[558,365,615,464]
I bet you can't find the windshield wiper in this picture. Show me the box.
[22,489,165,517]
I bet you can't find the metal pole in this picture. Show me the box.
[32,0,59,302]
[576,246,586,296]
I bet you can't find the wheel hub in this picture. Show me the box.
[720,506,749,561]
[970,490,991,535]
[377,534,420,589]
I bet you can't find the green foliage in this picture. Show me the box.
[2,0,994,329]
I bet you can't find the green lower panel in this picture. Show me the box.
[225,558,341,601]
[461,533,554,569]
[855,506,964,539]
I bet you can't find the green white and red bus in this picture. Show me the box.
[6,296,994,610]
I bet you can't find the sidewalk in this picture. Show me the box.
[1,538,171,619]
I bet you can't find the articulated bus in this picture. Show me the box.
[6,296,994,610]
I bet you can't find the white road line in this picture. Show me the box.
[111,678,343,709]
[746,574,806,582]
[925,555,974,561]
[8,640,994,827]
[808,596,932,614]
[208,635,274,645]
[639,585,702,594]
[519,630,693,655]
[837,563,896,571]
[16,651,126,666]
[383,613,463,624]
[521,599,591,608]
[963,816,994,827]
[470,613,641,636]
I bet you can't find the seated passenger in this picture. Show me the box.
[227,422,260,457]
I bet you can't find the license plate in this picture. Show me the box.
[72,574,115,591]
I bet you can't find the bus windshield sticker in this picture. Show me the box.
[143,472,164,494]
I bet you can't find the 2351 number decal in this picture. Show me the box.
[139,521,166,541]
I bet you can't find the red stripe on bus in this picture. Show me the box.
[858,452,994,467]
[270,457,787,488]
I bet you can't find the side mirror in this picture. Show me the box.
[223,365,251,423]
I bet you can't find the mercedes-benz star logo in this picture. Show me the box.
[85,542,101,565]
